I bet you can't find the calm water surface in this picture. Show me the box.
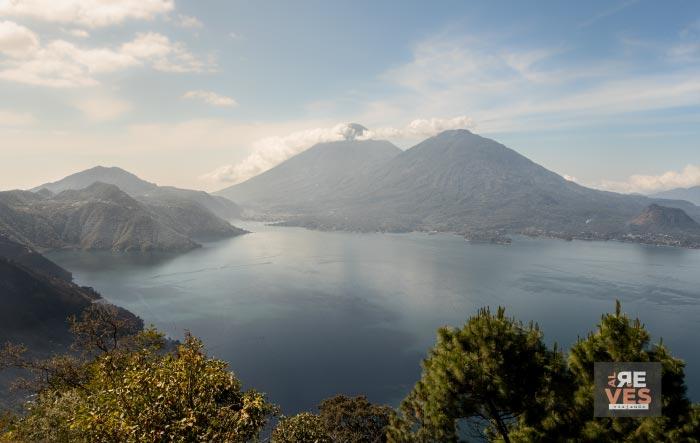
[48,222,700,413]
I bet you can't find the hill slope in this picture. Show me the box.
[0,258,96,347]
[0,252,143,408]
[141,187,242,221]
[0,234,72,281]
[629,204,700,234]
[0,183,244,252]
[217,139,402,212]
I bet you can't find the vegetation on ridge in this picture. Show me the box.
[1,302,698,442]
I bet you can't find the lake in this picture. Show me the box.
[48,222,700,414]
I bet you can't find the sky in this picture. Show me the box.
[1,0,699,194]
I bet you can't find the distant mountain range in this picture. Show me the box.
[651,186,700,206]
[1,167,247,252]
[34,166,242,220]
[3,134,697,249]
[218,130,700,246]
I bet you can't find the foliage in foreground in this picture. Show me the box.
[1,302,699,442]
[272,395,395,443]
[0,305,276,442]
[388,301,700,442]
[273,413,332,443]
[386,306,566,443]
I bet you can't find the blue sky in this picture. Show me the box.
[1,0,699,193]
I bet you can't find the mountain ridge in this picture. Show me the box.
[33,166,157,195]
[0,182,244,252]
[0,234,72,281]
[217,139,402,212]
[34,166,243,221]
[221,130,700,246]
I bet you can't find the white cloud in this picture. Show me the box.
[63,28,89,38]
[201,123,365,184]
[74,96,131,121]
[0,0,174,28]
[0,30,212,87]
[183,90,236,107]
[202,117,474,185]
[120,32,171,58]
[174,14,202,29]
[121,32,212,73]
[367,116,474,139]
[0,109,34,126]
[597,165,700,194]
[0,39,137,87]
[0,20,38,57]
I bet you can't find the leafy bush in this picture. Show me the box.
[1,306,276,442]
[272,413,332,443]
[272,395,395,443]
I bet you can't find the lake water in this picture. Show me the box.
[48,222,700,414]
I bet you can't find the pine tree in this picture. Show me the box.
[387,307,566,442]
[510,300,700,442]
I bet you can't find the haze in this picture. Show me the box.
[1,0,699,194]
